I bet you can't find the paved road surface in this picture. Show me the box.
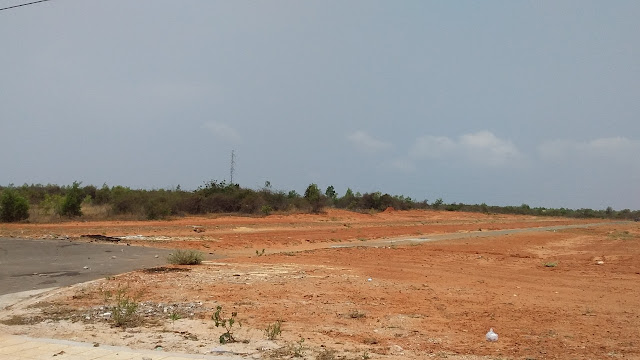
[0,238,178,296]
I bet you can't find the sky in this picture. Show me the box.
[1,1,639,210]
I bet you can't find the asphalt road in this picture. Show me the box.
[0,238,178,296]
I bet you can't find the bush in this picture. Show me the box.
[0,188,30,222]
[60,181,83,217]
[167,249,204,265]
[304,183,325,213]
[39,194,64,216]
[103,286,140,328]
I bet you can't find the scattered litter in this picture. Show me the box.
[596,260,604,265]
[367,278,373,282]
[486,328,498,342]
[83,266,89,270]
[111,256,116,259]
[154,255,159,258]
[102,312,111,317]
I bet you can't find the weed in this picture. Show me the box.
[169,311,181,327]
[212,305,240,344]
[609,230,634,240]
[543,262,558,267]
[256,249,266,256]
[264,320,282,340]
[167,249,203,265]
[362,351,371,360]
[348,310,366,319]
[293,337,306,357]
[316,348,337,360]
[105,287,140,328]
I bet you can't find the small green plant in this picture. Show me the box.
[256,248,265,256]
[104,287,139,328]
[544,262,558,267]
[167,249,203,265]
[264,320,282,340]
[212,306,240,344]
[362,350,371,359]
[169,311,181,326]
[293,337,305,357]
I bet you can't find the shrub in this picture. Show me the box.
[213,306,240,344]
[261,205,273,216]
[304,183,325,213]
[39,194,64,216]
[60,181,83,217]
[265,320,282,340]
[0,188,29,222]
[167,249,203,265]
[104,287,140,328]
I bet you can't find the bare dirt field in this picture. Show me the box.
[1,209,639,359]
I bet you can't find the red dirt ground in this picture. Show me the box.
[1,209,638,359]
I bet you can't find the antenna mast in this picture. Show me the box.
[230,150,236,184]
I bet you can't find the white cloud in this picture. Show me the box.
[203,121,241,143]
[538,136,640,163]
[409,136,456,159]
[388,158,416,172]
[347,131,392,154]
[410,130,522,167]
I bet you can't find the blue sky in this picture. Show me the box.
[1,1,638,210]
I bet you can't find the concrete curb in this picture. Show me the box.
[0,334,247,360]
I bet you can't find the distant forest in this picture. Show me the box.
[0,181,638,223]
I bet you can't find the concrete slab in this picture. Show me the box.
[0,334,247,360]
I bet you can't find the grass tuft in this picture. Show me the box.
[167,250,204,265]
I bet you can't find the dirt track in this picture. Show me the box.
[0,209,638,359]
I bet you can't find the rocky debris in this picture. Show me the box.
[192,226,205,233]
[81,234,121,242]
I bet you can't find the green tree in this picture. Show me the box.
[432,198,444,209]
[94,183,111,205]
[0,188,30,222]
[60,181,83,217]
[325,185,337,203]
[40,194,64,216]
[304,183,324,213]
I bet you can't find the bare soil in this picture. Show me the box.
[1,209,638,359]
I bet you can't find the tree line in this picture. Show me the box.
[0,181,638,222]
